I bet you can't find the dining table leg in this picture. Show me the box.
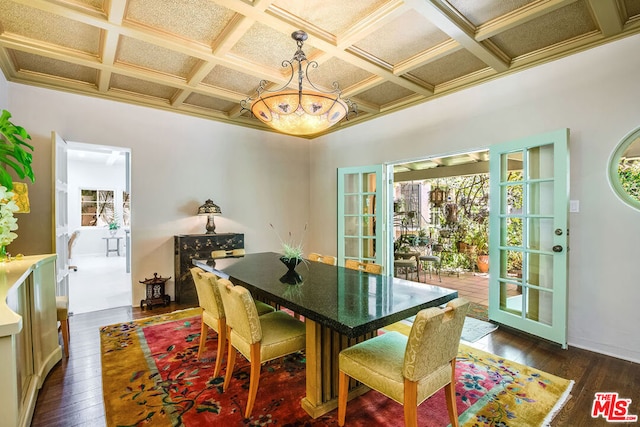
[300,319,374,418]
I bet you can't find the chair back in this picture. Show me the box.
[308,252,321,262]
[190,267,224,320]
[217,279,262,344]
[403,298,468,382]
[68,230,80,258]
[345,259,383,274]
[344,259,361,270]
[364,262,383,274]
[309,253,337,265]
[320,255,337,265]
[211,250,227,259]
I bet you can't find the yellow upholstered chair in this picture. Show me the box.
[364,262,383,274]
[308,252,321,262]
[190,267,274,377]
[211,250,227,259]
[344,259,360,270]
[217,279,306,418]
[56,296,70,357]
[320,255,337,265]
[345,259,383,274]
[231,248,245,256]
[309,252,337,265]
[337,298,469,427]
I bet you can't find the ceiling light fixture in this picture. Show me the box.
[241,30,356,136]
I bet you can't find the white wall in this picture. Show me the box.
[68,154,127,255]
[0,71,7,108]
[7,86,310,304]
[310,34,640,363]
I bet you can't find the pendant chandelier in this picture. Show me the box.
[241,30,356,136]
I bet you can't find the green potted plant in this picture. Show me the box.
[0,110,35,190]
[108,218,120,236]
[470,226,489,273]
[270,223,307,272]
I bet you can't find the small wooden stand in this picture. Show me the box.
[140,272,171,310]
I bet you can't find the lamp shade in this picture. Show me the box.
[197,199,221,216]
[242,30,356,136]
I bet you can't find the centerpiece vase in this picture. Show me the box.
[279,256,301,272]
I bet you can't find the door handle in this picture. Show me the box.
[552,245,563,253]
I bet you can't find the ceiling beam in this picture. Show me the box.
[394,159,523,181]
[587,0,623,37]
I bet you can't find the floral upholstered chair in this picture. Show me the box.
[337,298,469,427]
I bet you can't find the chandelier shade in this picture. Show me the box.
[242,30,355,136]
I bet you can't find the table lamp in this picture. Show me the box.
[197,199,221,234]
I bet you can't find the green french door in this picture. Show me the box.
[337,165,385,267]
[488,129,569,347]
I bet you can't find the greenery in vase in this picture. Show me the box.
[0,110,36,190]
[270,222,306,260]
[0,186,19,247]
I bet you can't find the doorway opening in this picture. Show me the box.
[66,142,132,314]
[391,150,493,318]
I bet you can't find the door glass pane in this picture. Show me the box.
[506,249,523,278]
[506,183,523,214]
[344,174,358,193]
[363,195,375,214]
[499,282,523,313]
[525,288,553,326]
[527,253,554,289]
[506,217,522,247]
[527,144,554,180]
[361,238,376,259]
[502,152,524,181]
[362,173,377,192]
[344,238,359,258]
[344,195,359,215]
[528,181,554,215]
[361,216,375,236]
[528,218,553,250]
[344,217,359,236]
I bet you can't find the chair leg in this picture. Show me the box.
[445,359,460,427]
[197,318,208,360]
[404,379,418,427]
[223,327,236,391]
[337,370,349,426]
[213,318,226,378]
[244,342,262,418]
[60,318,70,358]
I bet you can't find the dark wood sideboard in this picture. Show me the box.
[174,233,244,304]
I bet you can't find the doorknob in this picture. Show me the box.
[552,245,563,252]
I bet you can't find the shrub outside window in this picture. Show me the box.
[609,127,640,211]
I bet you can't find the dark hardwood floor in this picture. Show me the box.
[31,303,640,427]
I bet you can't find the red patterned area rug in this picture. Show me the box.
[100,309,573,426]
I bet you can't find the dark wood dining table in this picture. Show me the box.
[193,251,458,418]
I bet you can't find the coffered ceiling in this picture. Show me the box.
[1,0,639,137]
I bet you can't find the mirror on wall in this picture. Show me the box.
[609,127,640,210]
